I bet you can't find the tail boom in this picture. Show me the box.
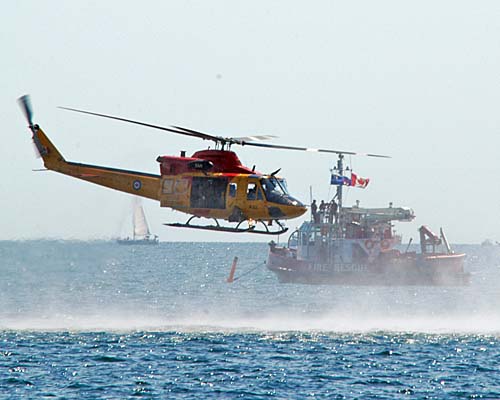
[33,125,160,201]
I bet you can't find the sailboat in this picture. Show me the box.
[117,198,159,245]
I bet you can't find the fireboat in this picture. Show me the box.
[266,155,469,286]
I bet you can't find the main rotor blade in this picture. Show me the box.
[58,105,389,158]
[233,134,278,142]
[170,125,223,143]
[241,141,390,158]
[58,106,219,142]
[172,126,278,145]
[18,95,34,126]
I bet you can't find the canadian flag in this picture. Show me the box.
[350,172,370,188]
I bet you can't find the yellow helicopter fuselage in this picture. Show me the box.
[31,125,306,224]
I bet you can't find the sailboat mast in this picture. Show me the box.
[132,210,136,240]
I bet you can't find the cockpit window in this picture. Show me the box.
[260,176,303,207]
[261,177,289,198]
[277,178,289,195]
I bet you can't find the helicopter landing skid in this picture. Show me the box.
[165,217,288,235]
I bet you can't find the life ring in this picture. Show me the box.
[380,239,391,250]
[365,240,374,250]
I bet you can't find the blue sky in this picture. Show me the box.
[3,1,500,242]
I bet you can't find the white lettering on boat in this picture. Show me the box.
[307,263,369,272]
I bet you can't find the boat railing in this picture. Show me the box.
[288,229,299,249]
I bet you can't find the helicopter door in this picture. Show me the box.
[190,176,228,209]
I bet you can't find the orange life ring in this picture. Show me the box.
[365,240,374,249]
[381,239,391,250]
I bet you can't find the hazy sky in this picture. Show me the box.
[3,1,500,242]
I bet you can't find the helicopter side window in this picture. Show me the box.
[229,183,237,197]
[175,178,189,194]
[247,182,257,200]
[162,178,174,194]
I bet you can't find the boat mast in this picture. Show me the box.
[336,154,344,210]
[333,154,345,238]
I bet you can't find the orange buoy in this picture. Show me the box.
[226,256,238,283]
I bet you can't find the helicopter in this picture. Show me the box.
[18,95,388,235]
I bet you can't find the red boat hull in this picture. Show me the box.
[267,248,469,286]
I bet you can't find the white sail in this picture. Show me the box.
[133,203,150,239]
[118,196,158,244]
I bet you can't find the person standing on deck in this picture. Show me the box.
[319,200,326,223]
[328,199,338,224]
[311,199,319,223]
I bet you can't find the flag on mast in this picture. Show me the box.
[351,172,370,188]
[331,172,370,188]
[330,174,351,186]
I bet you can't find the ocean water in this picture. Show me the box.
[1,241,500,399]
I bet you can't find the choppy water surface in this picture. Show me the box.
[1,241,500,398]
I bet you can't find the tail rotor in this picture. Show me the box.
[18,94,44,158]
[18,94,34,128]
